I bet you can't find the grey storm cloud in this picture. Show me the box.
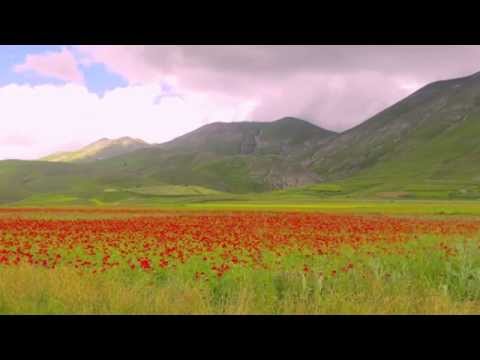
[109,46,480,131]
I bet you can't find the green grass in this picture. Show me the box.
[183,200,480,216]
[2,203,480,314]
[7,188,480,217]
[2,234,480,314]
[125,185,224,196]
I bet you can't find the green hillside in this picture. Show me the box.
[42,137,151,163]
[0,118,335,204]
[84,117,335,192]
[5,71,480,205]
[310,71,480,193]
[159,117,335,155]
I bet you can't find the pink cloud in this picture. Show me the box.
[14,47,84,84]
[75,45,163,84]
[74,45,480,131]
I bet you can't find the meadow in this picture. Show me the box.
[1,202,480,314]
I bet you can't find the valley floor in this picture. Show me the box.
[1,203,480,314]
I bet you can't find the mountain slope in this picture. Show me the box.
[0,160,95,203]
[42,137,151,163]
[0,118,337,203]
[159,117,336,156]
[6,68,480,204]
[95,117,337,192]
[311,70,480,188]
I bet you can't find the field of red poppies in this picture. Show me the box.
[1,208,480,314]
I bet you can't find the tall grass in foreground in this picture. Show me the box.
[1,236,480,314]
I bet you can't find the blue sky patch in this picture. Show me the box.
[0,45,127,95]
[0,45,64,86]
[80,62,128,96]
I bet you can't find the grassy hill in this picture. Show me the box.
[83,117,336,193]
[42,137,151,163]
[0,118,336,204]
[5,71,480,205]
[159,117,335,155]
[309,71,480,194]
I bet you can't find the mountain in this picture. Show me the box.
[159,117,336,155]
[41,137,151,163]
[308,70,480,196]
[0,118,337,203]
[5,69,480,204]
[93,117,337,192]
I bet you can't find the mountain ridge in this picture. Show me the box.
[41,136,152,163]
[40,117,336,163]
[309,69,480,192]
[3,70,480,203]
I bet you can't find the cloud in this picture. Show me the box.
[75,46,162,84]
[76,45,480,131]
[5,45,480,159]
[0,134,36,147]
[0,83,257,160]
[14,47,84,84]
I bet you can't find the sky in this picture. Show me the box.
[2,45,480,160]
